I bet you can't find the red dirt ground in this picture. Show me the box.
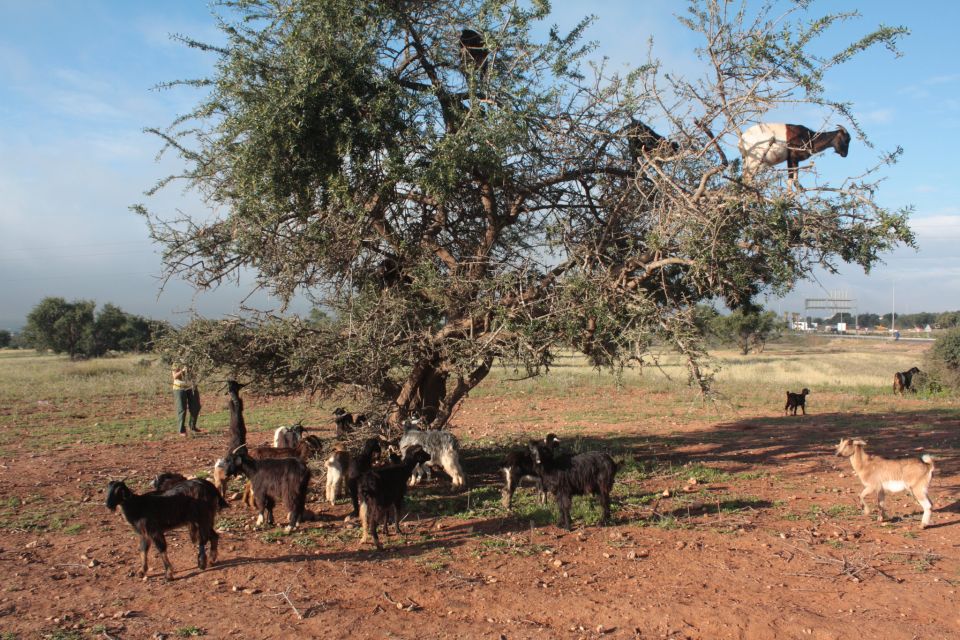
[2,389,959,639]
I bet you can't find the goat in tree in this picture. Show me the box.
[739,123,850,189]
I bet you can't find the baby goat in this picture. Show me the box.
[399,421,466,489]
[346,438,383,519]
[501,434,561,509]
[224,446,311,528]
[835,438,935,528]
[784,388,810,416]
[894,367,921,394]
[357,445,432,550]
[324,447,351,505]
[530,442,618,530]
[273,422,306,449]
[105,480,219,580]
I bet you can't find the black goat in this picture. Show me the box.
[894,367,921,394]
[627,119,678,162]
[224,380,247,455]
[151,473,228,513]
[784,388,811,416]
[333,408,367,439]
[529,443,618,530]
[357,445,431,550]
[346,437,383,519]
[459,28,489,69]
[501,434,561,509]
[105,480,219,580]
[224,447,311,528]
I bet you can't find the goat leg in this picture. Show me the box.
[858,487,873,517]
[876,488,886,522]
[197,541,208,571]
[208,530,219,565]
[138,537,150,580]
[557,495,573,530]
[918,492,933,528]
[599,491,612,525]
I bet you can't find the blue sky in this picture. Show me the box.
[0,1,958,330]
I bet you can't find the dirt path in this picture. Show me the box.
[2,390,959,639]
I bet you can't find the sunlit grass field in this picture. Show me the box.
[0,336,937,453]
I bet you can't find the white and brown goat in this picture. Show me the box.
[835,438,935,528]
[739,123,850,188]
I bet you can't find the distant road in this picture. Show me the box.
[817,333,935,343]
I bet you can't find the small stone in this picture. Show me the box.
[602,553,611,559]
[662,489,671,498]
[243,588,260,595]
[87,559,99,568]
[675,541,686,550]
[25,541,38,549]
[232,585,240,592]
[687,477,698,486]
[552,559,564,568]
[626,551,637,560]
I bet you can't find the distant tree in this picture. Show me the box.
[140,0,911,425]
[24,298,159,358]
[23,297,95,358]
[713,307,781,355]
[937,311,960,329]
[0,330,11,348]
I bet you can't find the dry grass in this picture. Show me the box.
[0,350,165,404]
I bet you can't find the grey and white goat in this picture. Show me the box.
[399,419,466,489]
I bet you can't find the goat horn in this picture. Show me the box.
[230,444,247,455]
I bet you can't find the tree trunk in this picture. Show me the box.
[387,354,492,429]
[388,353,448,427]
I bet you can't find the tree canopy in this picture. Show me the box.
[140,0,912,427]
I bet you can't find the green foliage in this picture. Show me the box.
[922,327,960,394]
[22,297,162,359]
[140,0,913,424]
[0,330,10,348]
[711,306,782,355]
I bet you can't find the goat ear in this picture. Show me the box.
[852,439,867,446]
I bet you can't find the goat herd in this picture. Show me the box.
[105,369,936,581]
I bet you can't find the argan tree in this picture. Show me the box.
[140,0,911,426]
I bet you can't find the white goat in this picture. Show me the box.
[273,422,304,448]
[324,448,350,505]
[835,438,935,528]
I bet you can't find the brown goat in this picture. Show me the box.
[784,388,810,416]
[835,438,935,528]
[893,367,921,394]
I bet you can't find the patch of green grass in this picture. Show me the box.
[175,627,205,638]
[43,631,84,640]
[476,536,550,558]
[63,523,84,534]
[680,463,733,483]
[260,529,293,543]
[0,494,81,533]
[806,503,860,521]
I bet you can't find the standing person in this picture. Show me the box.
[172,363,202,436]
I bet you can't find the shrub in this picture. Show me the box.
[922,327,960,394]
